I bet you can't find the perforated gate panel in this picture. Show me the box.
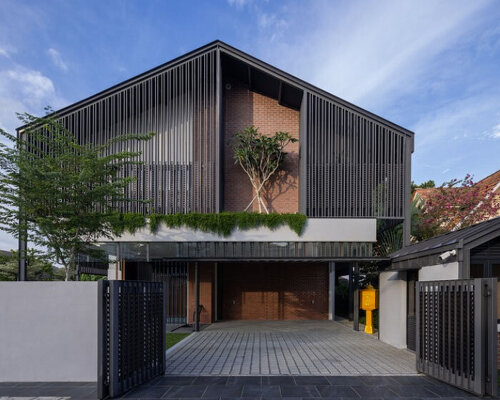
[98,281,166,399]
[416,279,497,397]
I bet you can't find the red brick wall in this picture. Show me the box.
[223,79,300,213]
[221,262,328,320]
[188,263,215,324]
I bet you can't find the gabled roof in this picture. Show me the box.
[390,216,500,262]
[19,40,413,139]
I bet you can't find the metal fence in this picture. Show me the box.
[98,280,166,399]
[416,278,497,396]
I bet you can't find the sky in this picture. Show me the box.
[0,0,499,250]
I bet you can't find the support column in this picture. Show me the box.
[348,266,353,320]
[18,237,27,281]
[194,262,200,332]
[353,263,360,331]
[328,262,336,320]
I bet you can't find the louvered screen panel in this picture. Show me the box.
[58,50,217,214]
[305,93,409,219]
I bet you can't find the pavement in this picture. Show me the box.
[0,375,481,399]
[165,321,416,376]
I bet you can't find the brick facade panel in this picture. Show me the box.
[223,79,300,213]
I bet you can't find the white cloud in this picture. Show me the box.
[227,0,252,8]
[252,0,491,111]
[0,66,66,133]
[0,48,9,57]
[47,48,68,71]
[489,123,500,138]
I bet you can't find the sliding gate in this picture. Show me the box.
[98,281,166,399]
[416,278,497,396]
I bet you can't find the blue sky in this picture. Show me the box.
[0,0,499,249]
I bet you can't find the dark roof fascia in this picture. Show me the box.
[217,41,414,140]
[389,217,500,264]
[18,40,414,141]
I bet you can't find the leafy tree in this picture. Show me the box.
[230,126,297,214]
[0,112,153,280]
[413,174,498,240]
[0,249,65,281]
[411,179,435,192]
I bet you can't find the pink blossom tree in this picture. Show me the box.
[414,174,499,241]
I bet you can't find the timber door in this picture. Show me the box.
[221,262,328,320]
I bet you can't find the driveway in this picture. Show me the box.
[165,321,416,376]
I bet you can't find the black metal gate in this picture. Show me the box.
[98,281,166,399]
[416,278,497,396]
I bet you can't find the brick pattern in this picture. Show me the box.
[188,263,215,324]
[221,262,328,320]
[223,79,300,213]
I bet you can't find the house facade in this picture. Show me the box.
[23,41,414,325]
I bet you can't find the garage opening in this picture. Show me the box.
[218,262,329,320]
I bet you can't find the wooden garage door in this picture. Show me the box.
[221,262,328,320]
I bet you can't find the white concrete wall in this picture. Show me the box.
[0,282,98,382]
[379,271,407,349]
[418,262,459,282]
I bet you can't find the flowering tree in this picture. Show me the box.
[414,174,499,240]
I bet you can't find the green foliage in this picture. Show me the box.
[114,211,307,237]
[230,126,297,213]
[80,273,107,281]
[166,333,190,349]
[0,111,154,280]
[0,249,65,281]
[411,179,436,192]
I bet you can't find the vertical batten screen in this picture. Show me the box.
[416,279,497,397]
[305,93,409,218]
[59,50,217,214]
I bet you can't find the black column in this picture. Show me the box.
[18,237,27,281]
[353,263,360,331]
[348,265,353,320]
[194,262,200,332]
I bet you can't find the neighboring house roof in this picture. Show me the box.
[0,250,11,257]
[388,216,500,269]
[475,169,500,217]
[412,169,500,224]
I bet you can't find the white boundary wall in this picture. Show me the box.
[0,282,98,382]
[379,271,407,349]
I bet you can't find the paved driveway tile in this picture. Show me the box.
[166,321,416,376]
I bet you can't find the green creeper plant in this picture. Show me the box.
[230,126,297,213]
[0,111,154,280]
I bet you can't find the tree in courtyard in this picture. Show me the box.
[230,126,297,213]
[0,111,153,280]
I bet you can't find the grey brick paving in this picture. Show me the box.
[166,321,417,376]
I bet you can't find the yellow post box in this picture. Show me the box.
[360,284,378,334]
